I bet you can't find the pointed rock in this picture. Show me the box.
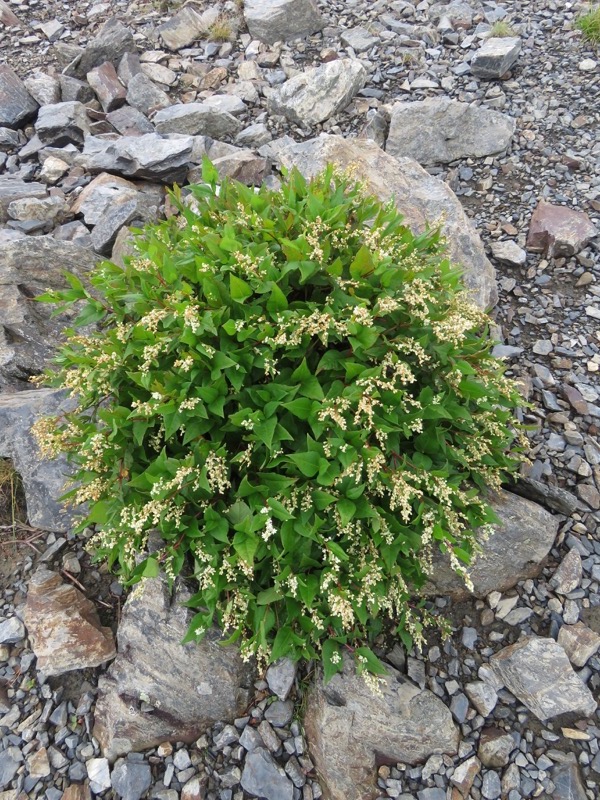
[87,62,127,112]
[126,72,171,116]
[158,4,219,50]
[35,101,91,146]
[67,18,136,79]
[557,623,600,667]
[550,549,582,595]
[153,102,242,139]
[78,133,194,183]
[244,0,324,44]
[0,65,38,128]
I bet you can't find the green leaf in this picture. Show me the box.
[337,498,356,527]
[233,530,259,565]
[230,274,252,303]
[283,398,314,420]
[288,451,321,477]
[349,245,374,278]
[355,646,387,676]
[326,541,349,562]
[256,586,283,605]
[271,626,295,661]
[266,283,288,313]
[254,416,277,449]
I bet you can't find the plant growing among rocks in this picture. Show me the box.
[489,19,517,38]
[33,163,524,681]
[576,4,600,45]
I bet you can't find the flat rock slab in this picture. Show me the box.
[78,133,195,183]
[386,97,515,166]
[421,490,559,598]
[0,175,47,222]
[268,59,366,125]
[526,200,597,257]
[240,748,294,800]
[153,102,242,139]
[272,133,497,309]
[471,36,521,79]
[158,4,220,50]
[0,65,38,129]
[93,576,254,761]
[87,61,127,113]
[24,568,116,676]
[35,101,91,147]
[490,636,597,721]
[304,656,459,800]
[244,0,324,45]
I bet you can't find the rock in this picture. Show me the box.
[481,771,502,800]
[490,636,597,721]
[158,4,219,50]
[244,0,324,45]
[0,238,97,388]
[202,94,247,117]
[110,757,152,800]
[489,240,527,266]
[386,98,515,166]
[273,134,497,309]
[267,59,366,125]
[236,122,273,148]
[341,27,379,52]
[526,200,597,257]
[71,172,138,225]
[91,197,139,255]
[8,195,66,223]
[0,616,25,644]
[126,72,171,116]
[557,623,600,667]
[0,748,22,789]
[422,490,558,598]
[211,151,270,185]
[265,699,293,727]
[60,75,95,104]
[68,18,136,79]
[0,65,38,128]
[27,747,50,778]
[0,1,21,27]
[24,71,61,106]
[266,658,297,701]
[240,748,294,800]
[61,786,92,800]
[86,757,111,794]
[93,576,253,761]
[464,682,498,717]
[510,476,579,515]
[35,102,91,147]
[24,568,116,676]
[40,155,70,184]
[470,37,521,79]
[551,763,588,800]
[78,133,194,183]
[304,655,459,800]
[450,756,480,796]
[141,63,177,88]
[87,61,127,112]
[550,549,582,595]
[153,102,242,139]
[106,105,154,136]
[477,728,515,768]
[0,175,47,222]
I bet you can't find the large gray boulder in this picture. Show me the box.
[304,655,459,800]
[244,0,324,44]
[386,98,515,166]
[93,576,255,762]
[0,389,74,531]
[421,490,559,598]
[271,134,497,309]
[267,59,366,126]
[0,237,98,389]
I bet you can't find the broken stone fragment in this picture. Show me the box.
[126,72,171,116]
[557,622,600,667]
[153,102,242,139]
[87,61,127,112]
[0,64,39,128]
[244,0,324,45]
[470,36,521,80]
[24,568,116,676]
[35,101,91,147]
[66,18,136,79]
[158,4,220,50]
[526,200,597,257]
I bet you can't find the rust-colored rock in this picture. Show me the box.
[526,200,597,257]
[24,568,116,677]
[61,785,92,800]
[0,1,22,27]
[86,61,127,112]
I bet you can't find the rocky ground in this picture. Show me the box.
[0,0,600,799]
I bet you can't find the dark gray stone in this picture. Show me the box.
[153,102,242,139]
[0,616,25,644]
[0,175,47,222]
[87,61,127,112]
[78,133,194,183]
[551,763,587,800]
[67,18,136,79]
[126,72,171,116]
[266,658,297,701]
[0,65,38,128]
[59,75,95,103]
[471,37,521,80]
[106,106,154,136]
[0,747,22,789]
[90,197,139,255]
[111,758,152,800]
[23,71,61,106]
[35,101,91,146]
[264,700,293,728]
[244,0,324,44]
[241,748,294,800]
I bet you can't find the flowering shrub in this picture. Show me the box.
[34,162,523,681]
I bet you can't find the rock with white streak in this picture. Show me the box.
[244,0,324,45]
[471,37,521,79]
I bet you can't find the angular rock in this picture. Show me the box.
[422,490,559,598]
[126,72,171,116]
[490,636,597,721]
[450,756,480,796]
[35,101,91,146]
[0,1,21,27]
[110,757,152,800]
[464,682,498,717]
[202,94,247,117]
[510,476,579,515]
[86,757,111,793]
[551,763,588,800]
[8,195,66,223]
[241,749,294,800]
[268,59,366,125]
[0,175,47,222]
[71,172,139,225]
[158,4,219,50]
[87,61,127,112]
[550,549,582,595]
[489,240,527,267]
[386,98,515,166]
[0,65,38,128]
[0,748,22,789]
[471,37,521,80]
[557,623,600,667]
[117,52,142,87]
[266,658,297,701]
[40,155,70,184]
[78,133,194,183]
[61,786,92,800]
[273,134,497,309]
[341,26,379,52]
[236,123,272,148]
[477,728,515,768]
[304,656,459,800]
[140,62,177,88]
[526,200,597,257]
[23,71,61,106]
[211,152,270,185]
[68,18,136,79]
[0,238,97,388]
[59,75,95,104]
[93,576,254,761]
[154,102,242,139]
[24,568,115,675]
[0,616,25,644]
[91,197,139,255]
[244,0,324,45]
[106,105,154,136]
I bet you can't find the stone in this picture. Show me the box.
[490,636,597,721]
[153,102,242,139]
[551,763,587,800]
[386,98,515,166]
[86,757,111,793]
[268,59,366,125]
[0,748,22,789]
[90,197,139,255]
[71,172,139,225]
[106,106,154,136]
[0,238,97,388]
[60,75,95,104]
[236,123,272,148]
[0,65,38,128]
[450,756,480,796]
[550,549,582,595]
[273,134,497,309]
[422,490,559,598]
[464,682,498,717]
[118,52,142,87]
[61,786,92,800]
[180,776,207,800]
[140,63,177,88]
[470,37,521,79]
[0,616,25,644]
[27,748,50,778]
[35,102,91,147]
[0,176,47,221]
[341,26,379,52]
[40,156,69,184]
[87,61,127,112]
[7,196,66,223]
[481,771,502,800]
[489,240,527,267]
[0,1,21,27]
[266,658,297,701]
[23,71,61,106]
[526,201,597,257]
[477,728,515,768]
[211,152,270,185]
[69,18,136,79]
[265,699,293,727]
[24,568,116,676]
[126,72,171,116]
[304,655,459,800]
[78,134,194,183]
[557,623,600,667]
[577,483,600,509]
[244,0,324,45]
[158,4,219,50]
[110,757,152,800]
[93,576,254,761]
[202,94,247,117]
[510,476,578,516]
[240,748,294,800]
